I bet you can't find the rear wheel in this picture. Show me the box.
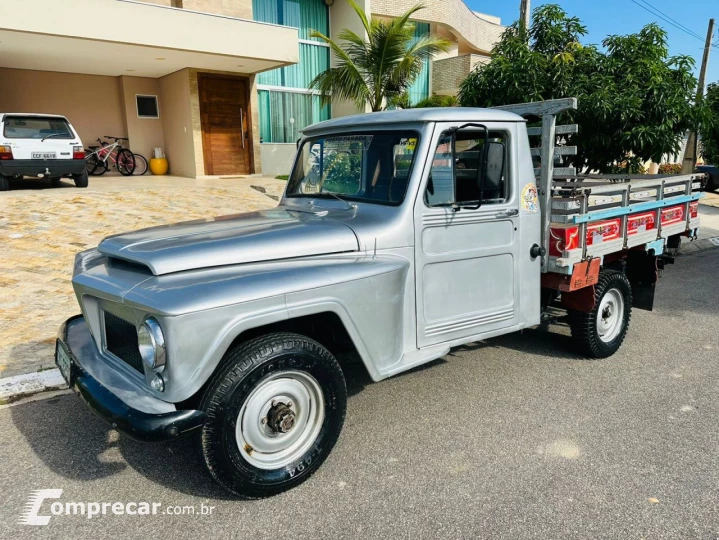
[116,149,136,176]
[0,175,9,191]
[132,154,148,175]
[73,168,89,188]
[199,333,347,498]
[568,270,632,358]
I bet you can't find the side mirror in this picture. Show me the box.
[479,141,505,201]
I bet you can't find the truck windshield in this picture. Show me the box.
[286,131,420,205]
[2,116,74,139]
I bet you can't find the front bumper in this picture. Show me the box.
[0,158,85,177]
[55,315,206,442]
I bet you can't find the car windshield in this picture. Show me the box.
[286,131,420,205]
[3,116,73,139]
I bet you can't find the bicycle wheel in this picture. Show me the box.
[85,152,105,176]
[132,154,148,175]
[116,149,136,176]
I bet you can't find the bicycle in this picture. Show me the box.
[85,136,135,176]
[132,153,148,175]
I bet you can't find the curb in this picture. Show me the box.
[0,369,66,405]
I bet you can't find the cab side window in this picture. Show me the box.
[425,130,508,207]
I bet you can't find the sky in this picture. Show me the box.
[467,0,718,87]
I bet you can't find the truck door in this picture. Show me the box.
[414,123,521,348]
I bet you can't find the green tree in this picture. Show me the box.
[701,83,719,164]
[458,4,700,173]
[309,1,449,112]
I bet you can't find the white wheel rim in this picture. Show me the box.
[597,288,624,343]
[236,370,325,470]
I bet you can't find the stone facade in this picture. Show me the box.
[371,0,504,54]
[136,0,252,19]
[432,54,490,95]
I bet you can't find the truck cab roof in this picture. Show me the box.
[302,107,526,135]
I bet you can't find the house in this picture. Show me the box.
[0,0,504,178]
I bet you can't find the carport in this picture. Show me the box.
[0,0,299,177]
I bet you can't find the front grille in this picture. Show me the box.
[104,311,144,373]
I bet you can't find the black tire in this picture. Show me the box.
[132,154,148,175]
[568,270,632,359]
[0,175,9,191]
[116,149,136,176]
[199,332,347,499]
[73,168,89,188]
[85,152,99,175]
[86,153,107,176]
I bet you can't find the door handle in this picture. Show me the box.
[495,209,519,218]
[239,108,245,149]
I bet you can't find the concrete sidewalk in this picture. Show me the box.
[0,175,284,381]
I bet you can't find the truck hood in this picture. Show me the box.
[97,208,360,275]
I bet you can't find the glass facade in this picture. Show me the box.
[253,0,331,143]
[407,22,430,105]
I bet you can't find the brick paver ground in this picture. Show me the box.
[0,175,283,378]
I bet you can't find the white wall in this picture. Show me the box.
[329,0,371,118]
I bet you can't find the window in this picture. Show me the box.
[136,95,159,119]
[287,131,420,205]
[425,129,508,207]
[407,22,430,105]
[2,116,73,139]
[254,0,331,142]
[258,90,330,143]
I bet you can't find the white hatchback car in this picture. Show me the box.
[0,113,87,191]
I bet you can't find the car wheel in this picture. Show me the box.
[0,175,9,191]
[568,270,632,358]
[73,169,89,188]
[199,332,347,498]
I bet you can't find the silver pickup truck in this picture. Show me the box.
[56,99,704,498]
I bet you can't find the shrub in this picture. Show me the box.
[658,163,682,174]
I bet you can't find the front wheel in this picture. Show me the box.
[568,270,632,358]
[116,149,136,176]
[199,333,347,498]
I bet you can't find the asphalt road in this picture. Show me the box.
[1,249,718,539]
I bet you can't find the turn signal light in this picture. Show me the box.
[0,145,13,160]
[72,145,85,159]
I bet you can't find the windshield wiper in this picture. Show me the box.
[41,133,66,142]
[316,191,355,210]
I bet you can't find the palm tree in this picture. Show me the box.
[309,1,449,112]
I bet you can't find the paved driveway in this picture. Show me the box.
[0,248,717,539]
[0,175,283,378]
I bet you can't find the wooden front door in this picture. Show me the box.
[199,74,252,175]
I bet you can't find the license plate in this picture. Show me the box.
[32,152,56,159]
[56,341,72,385]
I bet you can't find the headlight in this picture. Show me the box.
[137,317,166,372]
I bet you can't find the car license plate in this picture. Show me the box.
[56,341,72,385]
[32,152,56,159]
